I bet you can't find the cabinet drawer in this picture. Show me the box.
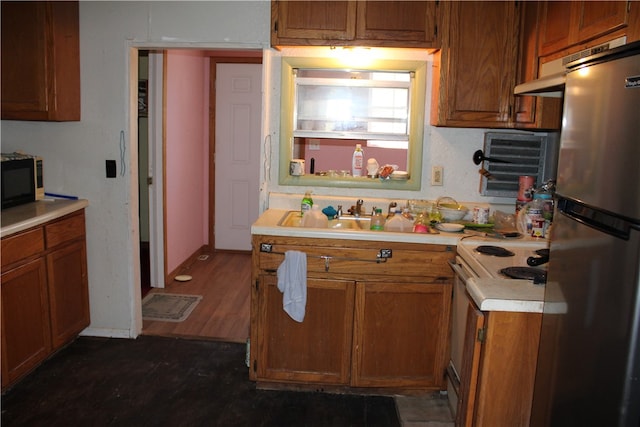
[1,227,45,268]
[258,243,455,279]
[45,211,85,249]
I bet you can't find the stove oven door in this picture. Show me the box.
[448,257,485,423]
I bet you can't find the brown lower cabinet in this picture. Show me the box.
[455,302,542,427]
[1,209,89,389]
[250,235,454,391]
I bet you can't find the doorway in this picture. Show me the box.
[136,48,262,339]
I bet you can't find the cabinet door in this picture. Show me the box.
[538,1,574,57]
[46,240,90,349]
[432,1,519,128]
[0,1,80,121]
[352,281,451,388]
[355,1,439,47]
[1,258,51,388]
[455,302,484,427]
[514,0,562,130]
[256,275,355,385]
[473,311,542,427]
[272,1,357,46]
[539,1,628,57]
[574,1,628,44]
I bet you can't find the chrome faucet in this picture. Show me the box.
[348,199,364,217]
[387,201,398,218]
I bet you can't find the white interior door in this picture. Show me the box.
[214,63,262,250]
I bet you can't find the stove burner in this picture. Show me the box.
[475,245,515,257]
[534,248,549,257]
[527,248,550,267]
[500,267,547,285]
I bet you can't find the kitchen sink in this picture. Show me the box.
[278,210,371,230]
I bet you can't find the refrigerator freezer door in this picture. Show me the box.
[556,50,640,222]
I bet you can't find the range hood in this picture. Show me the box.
[514,73,565,98]
[514,36,627,98]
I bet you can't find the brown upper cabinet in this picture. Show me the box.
[271,0,440,48]
[538,1,630,57]
[431,1,521,129]
[431,1,562,130]
[1,1,80,121]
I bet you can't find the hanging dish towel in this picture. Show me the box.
[277,250,307,322]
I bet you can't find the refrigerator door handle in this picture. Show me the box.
[557,196,634,240]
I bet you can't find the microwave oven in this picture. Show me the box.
[1,153,44,210]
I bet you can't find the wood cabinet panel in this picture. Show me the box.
[1,209,88,390]
[431,1,519,128]
[352,280,451,388]
[47,241,89,349]
[539,1,629,57]
[355,1,438,46]
[455,303,542,427]
[455,302,484,427]
[256,275,354,385]
[45,210,85,248]
[271,0,438,48]
[273,0,356,44]
[1,258,50,388]
[258,242,453,280]
[515,0,562,130]
[1,1,80,121]
[251,234,455,391]
[575,1,628,44]
[1,228,44,268]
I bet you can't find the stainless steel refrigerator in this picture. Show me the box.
[530,41,640,427]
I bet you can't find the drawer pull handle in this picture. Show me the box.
[259,244,389,269]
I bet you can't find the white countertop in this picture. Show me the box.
[466,277,545,313]
[251,208,463,245]
[1,199,89,238]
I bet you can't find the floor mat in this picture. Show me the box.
[1,336,401,427]
[141,293,202,322]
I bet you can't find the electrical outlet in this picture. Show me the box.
[432,166,443,186]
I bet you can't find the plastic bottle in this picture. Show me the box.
[533,180,555,225]
[301,204,328,228]
[301,191,313,216]
[525,198,545,237]
[385,209,413,232]
[352,144,364,177]
[370,208,385,231]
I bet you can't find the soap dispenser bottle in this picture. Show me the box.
[301,191,313,216]
[352,144,364,177]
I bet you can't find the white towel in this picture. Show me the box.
[277,250,307,322]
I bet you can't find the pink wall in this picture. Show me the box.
[165,50,209,274]
[297,139,408,175]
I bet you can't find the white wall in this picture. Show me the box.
[1,1,270,338]
[0,1,538,338]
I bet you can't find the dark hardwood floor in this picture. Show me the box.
[142,251,251,343]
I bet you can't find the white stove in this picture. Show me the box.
[456,236,549,280]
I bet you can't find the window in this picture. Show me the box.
[279,57,427,190]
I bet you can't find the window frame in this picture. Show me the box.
[278,56,426,190]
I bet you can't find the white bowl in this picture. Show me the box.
[436,223,465,232]
[438,206,467,221]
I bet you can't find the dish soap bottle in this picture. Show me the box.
[352,144,364,177]
[370,208,385,231]
[301,191,313,216]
